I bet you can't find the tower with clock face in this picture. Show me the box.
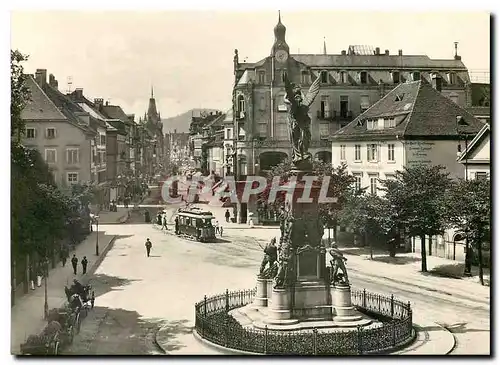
[271,11,290,66]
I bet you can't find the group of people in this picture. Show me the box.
[68,254,89,275]
[156,211,169,230]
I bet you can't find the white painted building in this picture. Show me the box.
[457,123,490,180]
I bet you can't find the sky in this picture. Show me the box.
[10,11,490,121]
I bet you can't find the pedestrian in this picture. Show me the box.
[225,209,230,223]
[71,254,78,275]
[174,216,180,235]
[162,215,168,230]
[60,247,68,267]
[219,224,224,237]
[145,238,152,257]
[29,265,35,290]
[213,220,219,235]
[81,256,88,275]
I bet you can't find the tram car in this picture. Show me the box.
[175,207,216,242]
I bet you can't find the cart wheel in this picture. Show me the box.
[75,312,81,333]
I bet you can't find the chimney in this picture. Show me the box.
[48,74,58,89]
[74,88,84,99]
[105,101,109,106]
[35,69,47,86]
[375,47,380,55]
[341,50,346,55]
[94,98,104,109]
[385,50,390,56]
[398,49,403,56]
[432,74,442,92]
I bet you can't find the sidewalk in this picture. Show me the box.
[10,231,117,355]
[97,207,131,225]
[340,249,490,304]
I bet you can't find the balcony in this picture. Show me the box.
[317,110,336,121]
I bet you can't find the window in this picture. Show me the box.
[340,96,349,118]
[281,70,288,83]
[100,135,106,145]
[99,151,106,164]
[392,71,400,84]
[46,128,56,139]
[275,123,288,140]
[367,144,378,161]
[301,71,309,85]
[340,145,346,161]
[66,148,80,164]
[321,70,328,83]
[340,71,347,84]
[26,128,36,139]
[412,72,421,81]
[384,118,396,128]
[354,173,362,191]
[448,72,457,85]
[92,152,96,164]
[45,149,56,163]
[360,95,370,112]
[226,128,232,140]
[319,124,329,139]
[320,97,330,118]
[257,124,267,137]
[259,96,266,111]
[387,144,395,161]
[475,172,488,180]
[367,120,375,130]
[360,71,368,84]
[237,95,246,113]
[369,175,378,195]
[354,144,361,161]
[67,172,79,185]
[258,71,266,84]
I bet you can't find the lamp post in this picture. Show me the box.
[456,116,471,276]
[43,257,49,319]
[94,215,100,256]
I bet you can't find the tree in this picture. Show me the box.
[11,50,31,141]
[446,178,490,285]
[339,191,392,257]
[379,165,452,272]
[258,159,356,241]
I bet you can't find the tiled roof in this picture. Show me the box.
[106,120,127,135]
[237,70,253,85]
[21,76,66,121]
[101,105,131,124]
[333,81,485,141]
[290,54,467,70]
[466,106,490,116]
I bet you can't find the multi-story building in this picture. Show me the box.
[164,129,191,172]
[331,79,486,261]
[22,70,97,189]
[457,122,490,180]
[232,14,472,175]
[188,111,224,171]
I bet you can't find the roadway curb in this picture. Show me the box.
[153,326,168,355]
[87,235,117,277]
[393,321,456,355]
[191,329,259,355]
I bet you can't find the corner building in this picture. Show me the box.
[232,13,472,177]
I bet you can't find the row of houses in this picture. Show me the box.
[20,69,165,209]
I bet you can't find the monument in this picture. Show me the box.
[242,73,370,330]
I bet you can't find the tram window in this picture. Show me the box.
[193,220,198,227]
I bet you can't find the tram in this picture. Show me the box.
[175,207,217,242]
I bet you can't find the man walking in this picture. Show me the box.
[145,238,152,257]
[162,214,168,230]
[174,216,180,235]
[71,254,78,275]
[81,256,88,275]
[225,209,231,223]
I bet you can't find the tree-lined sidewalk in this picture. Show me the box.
[11,231,116,354]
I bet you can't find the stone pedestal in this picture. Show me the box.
[332,284,371,326]
[254,277,270,307]
[265,288,298,325]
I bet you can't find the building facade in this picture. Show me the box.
[232,14,472,179]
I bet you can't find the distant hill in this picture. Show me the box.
[162,108,220,133]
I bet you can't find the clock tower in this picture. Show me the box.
[271,11,289,64]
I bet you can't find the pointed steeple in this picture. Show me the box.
[323,37,327,55]
[147,88,159,123]
[151,85,154,98]
[271,10,289,56]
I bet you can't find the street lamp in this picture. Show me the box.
[43,257,49,319]
[94,215,100,256]
[456,115,472,276]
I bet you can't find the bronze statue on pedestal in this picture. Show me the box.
[329,245,349,285]
[284,73,321,168]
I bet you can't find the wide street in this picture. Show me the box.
[62,214,490,355]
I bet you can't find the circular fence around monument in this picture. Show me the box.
[194,288,415,355]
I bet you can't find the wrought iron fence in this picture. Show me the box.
[195,288,414,355]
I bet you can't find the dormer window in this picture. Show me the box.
[320,70,328,83]
[395,93,405,102]
[301,70,310,85]
[392,71,400,84]
[367,120,375,130]
[448,72,457,85]
[412,72,421,81]
[384,118,396,128]
[360,71,368,84]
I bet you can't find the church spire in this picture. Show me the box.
[151,85,154,98]
[323,37,327,55]
[271,10,289,56]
